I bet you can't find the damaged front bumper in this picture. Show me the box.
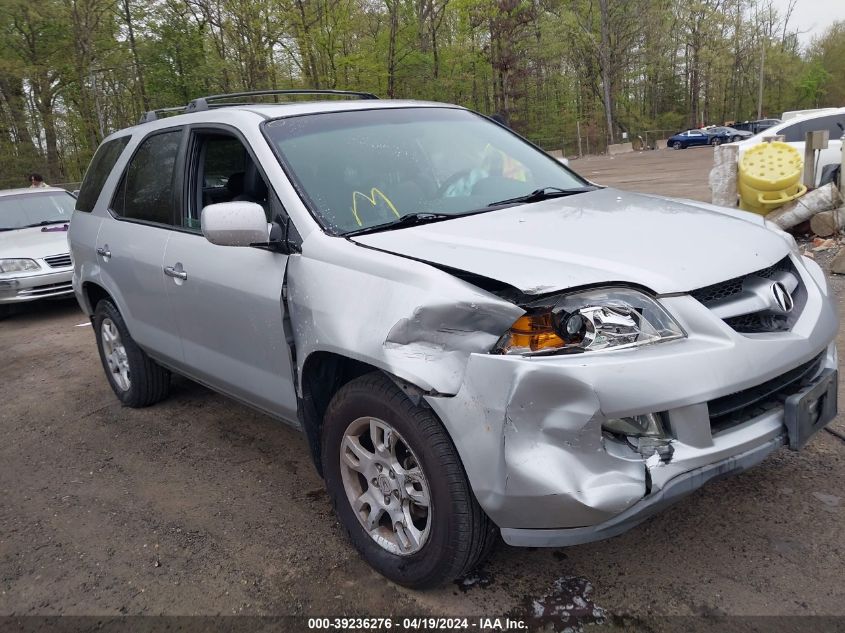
[422,265,839,546]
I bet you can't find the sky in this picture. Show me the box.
[771,0,845,46]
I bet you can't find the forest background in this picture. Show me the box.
[1,0,843,188]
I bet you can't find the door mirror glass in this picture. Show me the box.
[201,201,269,246]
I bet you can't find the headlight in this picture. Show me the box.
[494,287,685,355]
[0,258,40,274]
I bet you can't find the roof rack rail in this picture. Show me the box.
[186,89,378,113]
[138,106,188,124]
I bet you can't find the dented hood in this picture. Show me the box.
[350,188,790,295]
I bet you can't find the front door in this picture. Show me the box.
[162,129,297,421]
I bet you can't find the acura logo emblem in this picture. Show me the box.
[771,282,794,313]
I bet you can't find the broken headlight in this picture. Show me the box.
[495,287,685,355]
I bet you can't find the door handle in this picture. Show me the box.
[96,246,111,257]
[164,265,187,281]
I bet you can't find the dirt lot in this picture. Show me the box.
[2,146,844,629]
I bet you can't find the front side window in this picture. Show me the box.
[76,136,130,213]
[186,133,271,230]
[0,191,76,231]
[111,130,182,225]
[265,108,587,234]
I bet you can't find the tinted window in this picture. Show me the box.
[802,115,845,140]
[781,122,805,142]
[76,136,130,212]
[0,191,76,230]
[112,130,181,225]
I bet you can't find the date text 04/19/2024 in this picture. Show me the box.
[306,617,528,631]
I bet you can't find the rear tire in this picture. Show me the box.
[321,372,496,589]
[93,299,171,407]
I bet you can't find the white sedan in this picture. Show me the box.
[0,187,76,317]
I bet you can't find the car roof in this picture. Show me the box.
[113,98,462,140]
[0,187,70,198]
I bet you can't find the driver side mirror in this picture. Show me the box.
[201,202,269,247]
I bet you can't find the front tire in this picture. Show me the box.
[672,141,683,150]
[322,372,496,589]
[710,136,722,146]
[93,299,171,407]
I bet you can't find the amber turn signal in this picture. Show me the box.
[500,313,566,352]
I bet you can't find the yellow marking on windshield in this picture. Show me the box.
[351,188,401,226]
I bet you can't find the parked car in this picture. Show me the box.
[733,108,845,186]
[69,91,839,589]
[667,128,714,149]
[731,118,782,134]
[0,187,76,317]
[705,126,753,143]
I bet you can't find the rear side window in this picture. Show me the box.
[111,130,182,225]
[75,136,130,213]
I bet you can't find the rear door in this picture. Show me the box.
[96,127,186,366]
[70,136,132,299]
[162,126,297,421]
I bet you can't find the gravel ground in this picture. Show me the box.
[1,147,843,631]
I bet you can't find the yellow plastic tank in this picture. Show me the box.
[738,141,806,214]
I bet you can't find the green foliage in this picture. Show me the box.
[0,0,843,186]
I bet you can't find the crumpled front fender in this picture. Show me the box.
[287,235,524,396]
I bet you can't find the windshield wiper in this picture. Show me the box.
[345,212,454,237]
[487,185,597,208]
[23,220,69,228]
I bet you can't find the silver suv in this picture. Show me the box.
[69,90,839,588]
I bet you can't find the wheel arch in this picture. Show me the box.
[82,281,113,316]
[298,351,430,476]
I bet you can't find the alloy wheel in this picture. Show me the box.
[339,416,432,555]
[101,317,131,391]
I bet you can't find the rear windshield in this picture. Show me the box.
[0,191,76,231]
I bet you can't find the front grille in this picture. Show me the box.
[690,257,793,306]
[43,253,72,268]
[723,313,789,333]
[708,352,824,433]
[690,256,804,334]
[691,277,744,304]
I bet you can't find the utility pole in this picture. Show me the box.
[757,43,765,120]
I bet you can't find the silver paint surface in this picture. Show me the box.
[69,99,840,543]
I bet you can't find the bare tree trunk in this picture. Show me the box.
[598,0,615,144]
[121,0,149,111]
[387,0,399,98]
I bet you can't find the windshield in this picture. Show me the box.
[264,107,588,234]
[0,191,75,230]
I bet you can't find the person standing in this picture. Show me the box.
[28,173,49,188]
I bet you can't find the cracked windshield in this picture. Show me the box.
[265,107,587,234]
